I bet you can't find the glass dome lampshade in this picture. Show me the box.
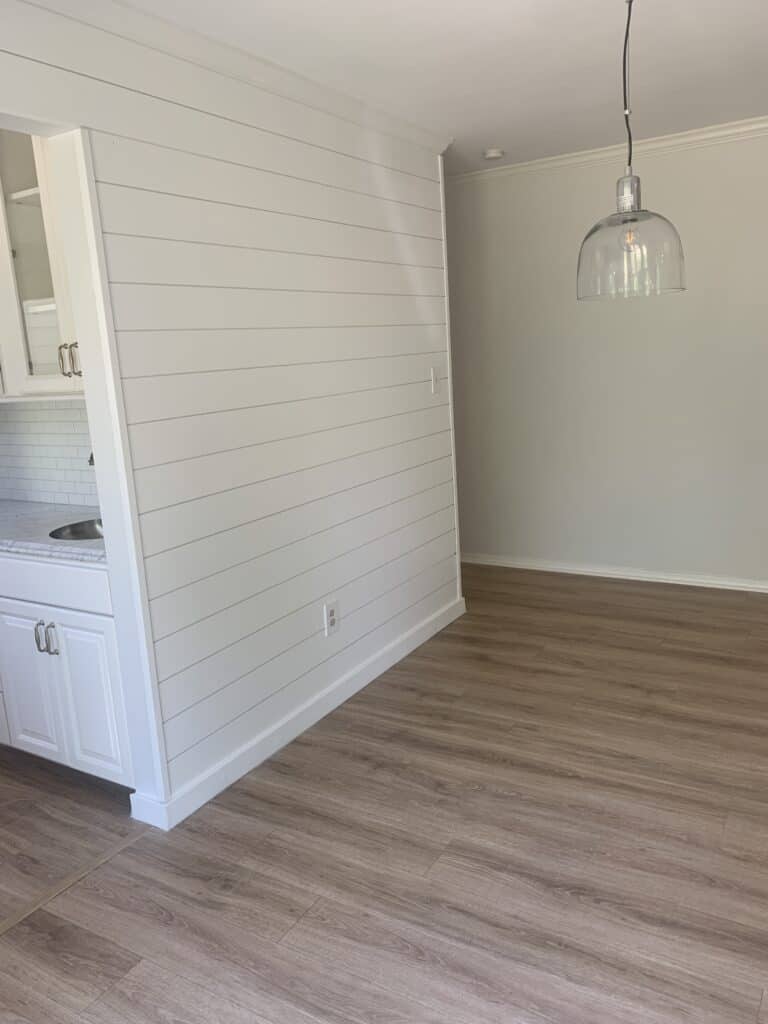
[577,169,685,300]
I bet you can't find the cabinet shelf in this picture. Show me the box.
[6,186,41,206]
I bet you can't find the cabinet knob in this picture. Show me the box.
[45,622,59,656]
[33,620,46,653]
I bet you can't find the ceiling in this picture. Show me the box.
[122,0,768,174]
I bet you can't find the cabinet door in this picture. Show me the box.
[0,131,81,396]
[0,163,28,397]
[48,610,132,786]
[29,135,81,392]
[0,604,68,763]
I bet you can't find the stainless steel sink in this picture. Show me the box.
[49,518,104,541]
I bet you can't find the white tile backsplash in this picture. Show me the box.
[0,399,98,504]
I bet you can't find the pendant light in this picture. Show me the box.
[577,0,685,300]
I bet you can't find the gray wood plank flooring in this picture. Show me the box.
[1,563,767,1022]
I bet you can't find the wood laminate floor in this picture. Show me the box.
[1,563,768,1023]
[0,747,145,934]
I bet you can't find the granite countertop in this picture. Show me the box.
[0,499,106,564]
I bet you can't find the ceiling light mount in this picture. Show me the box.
[576,0,686,300]
[483,147,505,160]
[617,171,641,214]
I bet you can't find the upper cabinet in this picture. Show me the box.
[0,129,81,397]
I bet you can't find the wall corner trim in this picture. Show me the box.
[129,790,174,830]
[134,596,466,830]
[447,115,768,185]
[461,553,768,595]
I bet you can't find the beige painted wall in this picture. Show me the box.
[447,124,768,586]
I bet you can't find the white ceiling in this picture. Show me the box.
[123,0,768,174]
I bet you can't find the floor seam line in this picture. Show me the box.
[0,825,150,938]
[278,893,324,944]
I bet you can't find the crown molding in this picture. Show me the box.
[448,116,768,184]
[22,0,452,154]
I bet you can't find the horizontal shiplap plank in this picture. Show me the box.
[91,135,443,238]
[140,430,453,557]
[156,505,455,682]
[109,284,446,332]
[164,559,457,772]
[137,416,452,532]
[103,235,445,296]
[145,456,454,599]
[130,381,447,469]
[159,537,455,739]
[159,524,457,715]
[134,405,449,513]
[6,1,439,178]
[35,0,445,152]
[0,52,439,210]
[151,480,455,639]
[98,185,445,267]
[116,324,447,379]
[163,552,457,759]
[124,353,447,424]
[167,576,458,791]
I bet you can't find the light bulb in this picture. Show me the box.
[575,0,685,299]
[620,221,641,253]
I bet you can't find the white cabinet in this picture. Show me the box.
[0,604,69,764]
[0,598,132,785]
[0,130,82,397]
[50,610,130,782]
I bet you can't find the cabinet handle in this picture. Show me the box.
[45,622,59,656]
[69,341,83,377]
[57,343,73,378]
[34,620,46,653]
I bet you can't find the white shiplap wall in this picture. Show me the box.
[2,0,463,823]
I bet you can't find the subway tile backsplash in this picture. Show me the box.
[0,399,98,504]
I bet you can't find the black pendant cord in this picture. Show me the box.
[623,0,634,168]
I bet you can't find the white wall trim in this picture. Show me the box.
[127,789,176,830]
[438,154,464,603]
[449,116,768,184]
[63,128,171,802]
[462,553,768,595]
[130,595,466,829]
[26,0,451,154]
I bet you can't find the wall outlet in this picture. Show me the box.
[323,600,340,637]
[430,366,440,395]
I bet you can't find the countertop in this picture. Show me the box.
[0,499,106,564]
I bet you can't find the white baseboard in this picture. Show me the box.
[129,789,174,830]
[131,596,466,830]
[461,553,768,594]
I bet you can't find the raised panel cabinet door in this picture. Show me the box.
[51,611,133,785]
[0,606,68,763]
